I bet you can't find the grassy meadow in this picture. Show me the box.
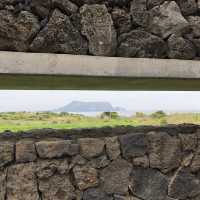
[0,111,200,132]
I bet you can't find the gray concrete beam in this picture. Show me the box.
[0,51,200,78]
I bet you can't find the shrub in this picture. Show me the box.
[151,110,167,118]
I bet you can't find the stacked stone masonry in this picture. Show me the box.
[1,0,200,59]
[0,124,200,199]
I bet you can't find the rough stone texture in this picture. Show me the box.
[0,126,200,198]
[100,158,132,194]
[177,0,198,16]
[7,163,39,200]
[111,8,132,35]
[130,0,149,27]
[119,132,147,159]
[80,4,117,56]
[168,168,200,199]
[30,9,88,54]
[79,138,104,159]
[0,0,200,60]
[132,155,149,168]
[0,170,6,200]
[132,168,168,200]
[167,34,196,59]
[105,136,121,160]
[148,1,188,39]
[83,188,113,200]
[16,140,37,163]
[36,140,79,158]
[0,10,40,51]
[147,131,181,173]
[117,30,167,58]
[0,142,14,167]
[73,165,99,190]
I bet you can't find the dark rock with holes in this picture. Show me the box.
[53,0,78,15]
[0,142,14,168]
[147,0,165,9]
[147,131,181,173]
[111,8,132,34]
[130,0,150,27]
[168,168,200,199]
[119,132,148,158]
[176,0,198,16]
[0,10,40,51]
[117,30,167,58]
[167,34,196,59]
[83,188,113,200]
[132,168,168,200]
[80,4,117,56]
[30,9,88,54]
[30,0,51,18]
[100,159,132,194]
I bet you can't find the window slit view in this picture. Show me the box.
[1,90,200,132]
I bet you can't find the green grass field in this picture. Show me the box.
[0,111,200,132]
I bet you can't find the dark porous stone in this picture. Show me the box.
[0,10,40,51]
[130,0,149,27]
[80,4,117,56]
[168,168,200,199]
[35,140,79,159]
[111,8,132,34]
[53,0,78,15]
[100,158,132,194]
[167,34,196,59]
[147,131,181,173]
[119,132,147,159]
[16,140,37,163]
[30,9,88,54]
[30,0,52,18]
[132,168,168,200]
[176,0,198,16]
[0,142,14,168]
[147,0,165,9]
[117,30,167,58]
[83,188,113,200]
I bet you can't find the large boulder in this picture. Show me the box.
[7,163,39,200]
[132,168,168,200]
[0,170,6,200]
[176,0,198,16]
[73,165,99,190]
[119,132,147,159]
[147,1,188,38]
[30,9,88,54]
[168,168,200,199]
[78,138,105,159]
[0,10,40,51]
[167,34,196,59]
[117,30,167,58]
[80,4,117,56]
[147,132,181,173]
[100,158,132,194]
[36,159,75,200]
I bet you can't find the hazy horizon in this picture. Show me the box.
[0,90,200,113]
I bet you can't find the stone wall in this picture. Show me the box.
[1,0,200,60]
[0,124,200,199]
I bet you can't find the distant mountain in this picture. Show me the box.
[54,101,126,112]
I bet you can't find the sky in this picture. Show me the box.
[0,90,200,113]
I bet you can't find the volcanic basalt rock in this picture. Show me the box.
[0,125,199,199]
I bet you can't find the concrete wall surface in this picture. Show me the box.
[1,51,200,78]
